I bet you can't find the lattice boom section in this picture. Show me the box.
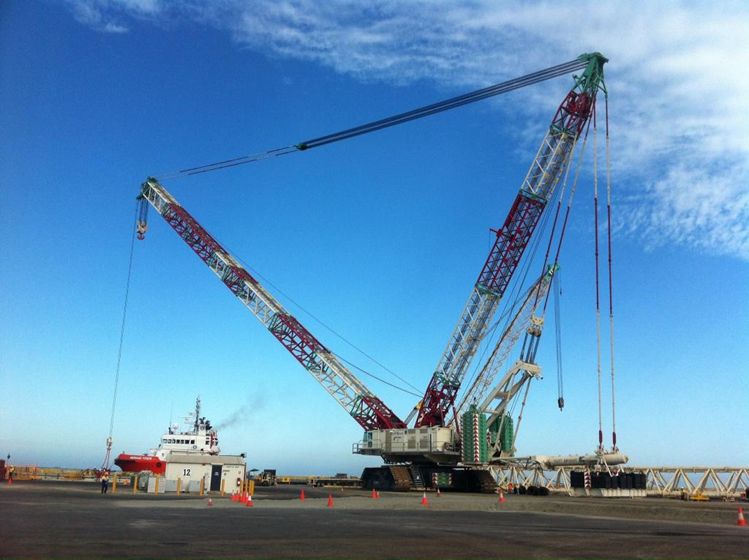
[416,287,497,427]
[477,193,546,293]
[353,396,408,431]
[553,91,594,135]
[415,83,596,430]
[140,179,406,432]
[523,132,575,200]
[269,313,327,370]
[415,192,546,427]
[437,288,497,384]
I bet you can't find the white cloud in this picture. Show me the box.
[66,0,165,33]
[66,0,749,260]
[101,21,129,33]
[618,163,749,259]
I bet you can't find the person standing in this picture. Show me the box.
[101,470,110,494]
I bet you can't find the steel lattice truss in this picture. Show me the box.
[139,179,406,431]
[489,464,749,499]
[454,268,555,423]
[415,63,605,428]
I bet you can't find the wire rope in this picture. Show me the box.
[553,270,564,410]
[225,247,421,394]
[541,119,591,315]
[335,355,422,398]
[605,93,618,451]
[592,100,605,453]
[103,201,138,469]
[153,59,589,180]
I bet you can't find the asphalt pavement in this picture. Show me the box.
[1,481,747,559]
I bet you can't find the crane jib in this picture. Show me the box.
[137,179,406,431]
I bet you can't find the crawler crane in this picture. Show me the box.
[136,52,621,492]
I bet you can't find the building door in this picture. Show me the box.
[210,465,222,492]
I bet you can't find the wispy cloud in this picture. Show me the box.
[66,0,749,260]
[66,0,164,33]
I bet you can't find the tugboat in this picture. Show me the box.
[114,397,219,475]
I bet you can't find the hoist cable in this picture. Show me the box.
[226,246,421,394]
[154,58,589,180]
[455,265,551,419]
[541,118,591,315]
[103,201,138,469]
[553,270,564,410]
[446,193,557,425]
[605,93,618,450]
[592,100,605,453]
[336,355,422,398]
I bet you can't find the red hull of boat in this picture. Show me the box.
[114,454,166,475]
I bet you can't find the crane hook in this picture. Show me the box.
[136,197,149,240]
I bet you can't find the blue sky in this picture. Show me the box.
[1,1,747,473]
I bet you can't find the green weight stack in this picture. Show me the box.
[488,414,514,454]
[461,405,489,463]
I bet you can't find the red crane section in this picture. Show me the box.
[415,53,607,428]
[137,179,406,431]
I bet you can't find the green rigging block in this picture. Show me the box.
[575,52,608,94]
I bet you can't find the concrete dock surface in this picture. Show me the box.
[1,481,747,558]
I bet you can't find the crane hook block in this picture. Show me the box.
[136,196,150,240]
[136,222,148,240]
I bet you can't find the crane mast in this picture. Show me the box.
[415,53,607,428]
[453,265,555,424]
[136,178,406,431]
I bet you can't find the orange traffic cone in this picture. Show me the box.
[421,492,429,506]
[300,489,306,501]
[207,498,213,507]
[738,507,747,527]
[376,489,380,499]
[498,490,506,503]
[231,492,237,502]
[246,495,253,508]
[371,488,378,499]
[436,487,441,497]
[327,494,334,508]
